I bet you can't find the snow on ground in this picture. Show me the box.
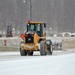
[0,53,75,75]
[0,52,20,56]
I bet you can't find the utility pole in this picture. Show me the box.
[30,0,32,21]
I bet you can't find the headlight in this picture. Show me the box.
[46,41,50,45]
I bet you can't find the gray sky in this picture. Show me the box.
[0,0,75,34]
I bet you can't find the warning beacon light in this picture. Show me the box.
[28,20,30,23]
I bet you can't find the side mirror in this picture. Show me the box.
[44,23,46,28]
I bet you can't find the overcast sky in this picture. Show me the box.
[0,0,75,34]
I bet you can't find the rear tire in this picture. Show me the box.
[20,41,27,56]
[20,48,27,56]
[27,51,33,56]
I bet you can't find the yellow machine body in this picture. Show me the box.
[20,22,46,51]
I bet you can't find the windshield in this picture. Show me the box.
[27,23,41,32]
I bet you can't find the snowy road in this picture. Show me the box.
[0,51,75,75]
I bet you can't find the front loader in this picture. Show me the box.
[20,21,53,56]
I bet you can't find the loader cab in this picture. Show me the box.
[27,22,46,36]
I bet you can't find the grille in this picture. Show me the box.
[26,34,34,43]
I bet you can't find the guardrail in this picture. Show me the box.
[0,37,22,47]
[0,37,75,51]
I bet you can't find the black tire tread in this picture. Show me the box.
[20,48,27,56]
[40,41,46,55]
[27,51,33,56]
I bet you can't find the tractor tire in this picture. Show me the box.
[27,51,33,56]
[46,40,53,55]
[20,48,27,56]
[20,41,27,56]
[40,41,46,56]
[49,44,53,55]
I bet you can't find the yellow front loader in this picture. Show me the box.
[20,21,53,56]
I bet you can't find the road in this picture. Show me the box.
[0,50,75,61]
[0,50,75,75]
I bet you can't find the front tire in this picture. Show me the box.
[46,40,53,55]
[40,40,53,56]
[40,41,46,56]
[49,44,53,55]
